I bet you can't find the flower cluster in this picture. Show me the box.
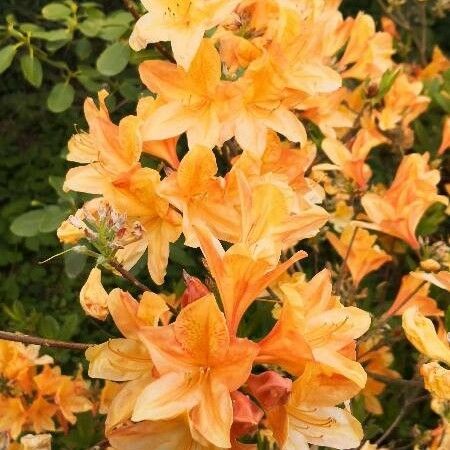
[31,0,450,448]
[0,340,92,447]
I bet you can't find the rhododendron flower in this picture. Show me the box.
[384,274,442,317]
[139,39,237,149]
[438,116,450,155]
[107,416,224,450]
[327,226,392,287]
[159,146,240,246]
[257,269,371,387]
[375,73,429,133]
[412,270,450,292]
[402,308,450,366]
[129,0,240,70]
[64,90,142,195]
[134,294,259,447]
[402,308,450,400]
[355,153,448,249]
[195,224,307,334]
[20,433,52,450]
[263,364,363,449]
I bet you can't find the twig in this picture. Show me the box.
[334,226,358,294]
[109,261,177,315]
[109,260,152,293]
[367,371,423,387]
[122,0,176,63]
[375,393,428,446]
[0,331,91,351]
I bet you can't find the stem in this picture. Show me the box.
[375,393,428,446]
[121,0,175,63]
[334,226,358,294]
[0,331,91,351]
[367,371,423,387]
[109,261,177,315]
[418,0,428,66]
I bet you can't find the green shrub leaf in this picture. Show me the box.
[10,210,47,237]
[42,3,71,21]
[20,54,43,88]
[96,42,130,76]
[0,45,17,74]
[47,82,75,113]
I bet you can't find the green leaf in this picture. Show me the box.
[78,18,103,37]
[39,205,69,232]
[74,37,92,60]
[375,68,400,101]
[169,242,197,268]
[59,313,80,340]
[119,78,140,100]
[20,54,43,88]
[42,3,71,21]
[96,42,130,76]
[0,45,17,75]
[37,315,60,339]
[33,29,72,41]
[64,247,87,278]
[10,209,46,237]
[416,203,447,237]
[47,82,75,113]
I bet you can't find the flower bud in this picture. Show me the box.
[79,268,109,320]
[247,371,292,410]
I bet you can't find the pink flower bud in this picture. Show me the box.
[247,371,292,410]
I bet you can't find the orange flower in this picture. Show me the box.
[64,90,142,195]
[103,166,182,285]
[159,146,240,246]
[195,224,307,334]
[438,116,450,155]
[375,73,429,133]
[262,363,363,450]
[134,294,259,447]
[384,274,442,317]
[327,226,392,287]
[139,39,237,149]
[129,0,240,70]
[232,55,307,155]
[412,270,450,292]
[257,269,371,388]
[356,153,448,249]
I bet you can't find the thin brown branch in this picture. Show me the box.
[0,331,91,351]
[122,0,176,63]
[375,393,428,446]
[334,226,358,294]
[109,261,177,315]
[367,371,423,387]
[110,260,152,293]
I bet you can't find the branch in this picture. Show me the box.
[334,226,358,294]
[122,0,176,63]
[0,331,91,351]
[375,393,428,446]
[109,261,177,315]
